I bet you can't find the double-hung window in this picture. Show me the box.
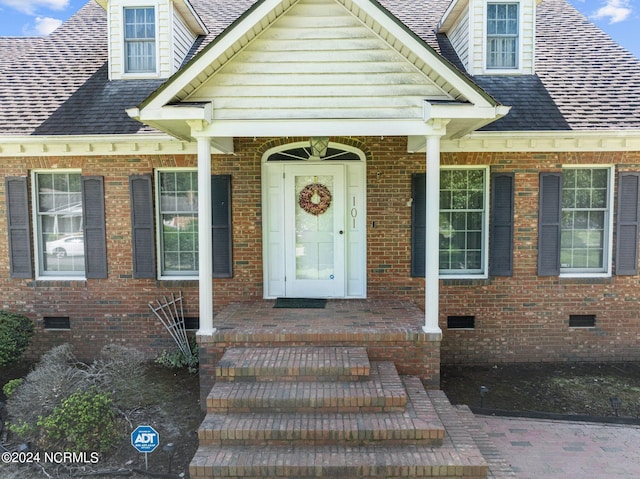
[34,171,85,275]
[157,170,199,277]
[539,166,614,277]
[124,7,156,74]
[487,3,519,69]
[439,168,488,275]
[411,168,491,278]
[560,167,612,274]
[152,170,233,279]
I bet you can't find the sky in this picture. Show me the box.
[0,0,638,59]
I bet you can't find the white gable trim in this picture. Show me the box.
[134,0,501,136]
[143,0,299,108]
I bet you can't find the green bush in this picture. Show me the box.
[37,389,119,453]
[2,378,23,397]
[155,343,199,373]
[0,311,33,366]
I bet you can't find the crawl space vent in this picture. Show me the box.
[447,315,475,329]
[44,316,71,330]
[569,314,596,328]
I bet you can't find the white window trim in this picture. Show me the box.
[483,1,523,74]
[31,169,86,281]
[155,167,199,280]
[121,2,160,78]
[439,165,490,279]
[559,165,615,278]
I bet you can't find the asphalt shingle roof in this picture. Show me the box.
[0,0,639,137]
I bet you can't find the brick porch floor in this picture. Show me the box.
[212,299,429,335]
[196,299,441,408]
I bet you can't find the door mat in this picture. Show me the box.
[274,298,327,309]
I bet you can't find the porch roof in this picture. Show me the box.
[127,0,507,141]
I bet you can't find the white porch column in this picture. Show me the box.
[423,134,442,337]
[197,136,215,335]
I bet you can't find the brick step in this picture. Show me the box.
[206,361,406,413]
[189,444,488,479]
[200,376,443,446]
[215,346,370,382]
[198,411,443,446]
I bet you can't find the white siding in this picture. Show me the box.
[187,0,455,121]
[172,7,197,72]
[157,1,171,78]
[448,9,470,71]
[107,0,123,80]
[463,0,536,75]
[108,0,184,80]
[469,0,486,75]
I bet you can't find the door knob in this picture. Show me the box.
[339,230,344,235]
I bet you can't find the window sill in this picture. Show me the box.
[441,278,490,286]
[35,276,86,282]
[558,275,613,285]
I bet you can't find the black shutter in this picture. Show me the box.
[82,176,107,278]
[537,172,562,276]
[490,173,514,276]
[212,175,232,278]
[616,172,640,275]
[129,174,156,278]
[5,177,33,278]
[411,173,426,277]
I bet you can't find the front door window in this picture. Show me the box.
[285,165,345,297]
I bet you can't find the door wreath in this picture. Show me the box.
[298,183,332,216]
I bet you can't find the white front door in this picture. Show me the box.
[284,164,345,297]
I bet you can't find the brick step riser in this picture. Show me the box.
[191,469,486,478]
[198,429,444,447]
[189,472,487,479]
[207,406,406,414]
[199,437,444,447]
[215,347,371,384]
[215,374,367,382]
[191,463,486,479]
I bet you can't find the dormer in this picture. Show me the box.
[97,0,208,80]
[438,0,539,75]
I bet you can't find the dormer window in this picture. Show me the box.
[486,3,519,69]
[124,7,156,74]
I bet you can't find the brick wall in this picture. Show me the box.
[1,139,640,366]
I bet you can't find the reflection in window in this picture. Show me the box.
[487,3,519,69]
[561,168,610,272]
[124,7,156,73]
[439,169,486,274]
[35,172,85,275]
[158,170,198,275]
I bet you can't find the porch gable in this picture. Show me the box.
[128,0,506,140]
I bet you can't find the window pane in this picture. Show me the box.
[124,7,156,73]
[439,168,486,274]
[37,172,84,275]
[158,171,199,275]
[560,168,609,272]
[487,3,518,69]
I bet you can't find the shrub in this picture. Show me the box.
[5,343,147,453]
[37,389,119,453]
[2,378,23,397]
[0,311,33,366]
[155,343,199,373]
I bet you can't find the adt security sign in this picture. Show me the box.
[131,425,159,453]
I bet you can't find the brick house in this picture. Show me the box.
[1,0,640,380]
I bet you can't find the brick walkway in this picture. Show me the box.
[475,415,640,478]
